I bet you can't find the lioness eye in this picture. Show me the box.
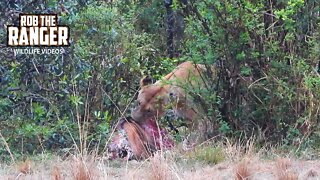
[137,101,141,106]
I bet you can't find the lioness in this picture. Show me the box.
[131,61,214,129]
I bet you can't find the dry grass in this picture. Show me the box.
[274,158,298,180]
[306,169,318,177]
[276,158,291,171]
[235,159,251,180]
[147,153,177,180]
[71,157,98,180]
[17,160,32,174]
[224,137,256,162]
[305,169,318,179]
[0,156,314,180]
[51,166,62,180]
[277,171,298,180]
[1,141,320,180]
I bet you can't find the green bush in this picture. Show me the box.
[0,0,319,160]
[178,0,319,143]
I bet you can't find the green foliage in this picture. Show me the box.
[218,121,232,135]
[0,0,169,159]
[187,146,225,164]
[0,0,319,159]
[178,0,320,143]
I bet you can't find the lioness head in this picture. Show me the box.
[131,76,169,122]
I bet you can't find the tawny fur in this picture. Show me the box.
[131,61,214,126]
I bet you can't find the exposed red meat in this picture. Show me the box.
[107,117,174,160]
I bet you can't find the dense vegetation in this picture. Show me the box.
[0,0,319,161]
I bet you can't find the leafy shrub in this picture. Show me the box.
[176,0,320,144]
[0,0,319,159]
[0,0,170,158]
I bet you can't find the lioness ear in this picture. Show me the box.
[140,76,153,87]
